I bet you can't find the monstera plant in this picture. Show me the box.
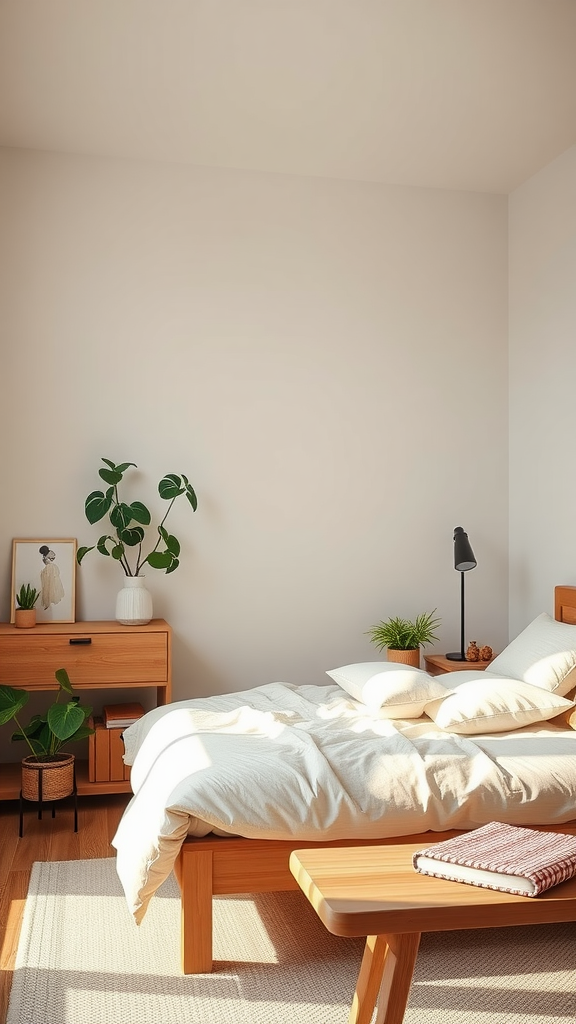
[77,458,198,577]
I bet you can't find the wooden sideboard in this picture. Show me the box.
[0,619,171,799]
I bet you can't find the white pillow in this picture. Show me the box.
[489,612,576,696]
[424,672,575,735]
[326,662,451,717]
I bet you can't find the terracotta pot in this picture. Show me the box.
[21,753,75,802]
[386,648,420,669]
[14,608,36,629]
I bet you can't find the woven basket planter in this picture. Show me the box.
[21,753,75,802]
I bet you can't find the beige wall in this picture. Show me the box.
[508,145,576,634]
[0,148,509,720]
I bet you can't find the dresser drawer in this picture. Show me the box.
[0,629,168,688]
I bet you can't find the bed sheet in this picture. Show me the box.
[111,681,576,924]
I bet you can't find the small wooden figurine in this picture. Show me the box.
[466,641,480,662]
[480,645,493,662]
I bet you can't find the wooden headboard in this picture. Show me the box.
[555,585,576,625]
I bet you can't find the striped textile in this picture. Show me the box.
[413,821,576,896]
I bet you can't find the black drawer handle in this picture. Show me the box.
[69,637,92,645]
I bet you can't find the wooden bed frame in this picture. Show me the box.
[174,585,576,973]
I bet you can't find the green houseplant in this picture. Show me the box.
[77,458,199,625]
[0,668,94,801]
[16,583,40,610]
[366,610,441,668]
[14,583,40,629]
[77,458,198,577]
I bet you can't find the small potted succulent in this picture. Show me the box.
[14,583,40,629]
[0,668,94,801]
[366,610,441,668]
[77,458,198,624]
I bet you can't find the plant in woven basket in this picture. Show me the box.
[366,610,441,652]
[0,668,94,760]
[15,583,40,610]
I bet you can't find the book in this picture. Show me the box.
[102,702,145,729]
[413,821,576,897]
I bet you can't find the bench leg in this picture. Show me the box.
[349,932,421,1024]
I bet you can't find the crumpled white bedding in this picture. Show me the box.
[111,681,576,924]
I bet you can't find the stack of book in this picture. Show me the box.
[88,703,145,783]
[102,702,145,729]
[413,820,576,897]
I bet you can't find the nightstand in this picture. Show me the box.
[424,653,495,676]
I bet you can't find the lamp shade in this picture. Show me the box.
[453,527,476,572]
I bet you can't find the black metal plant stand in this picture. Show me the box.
[18,760,78,838]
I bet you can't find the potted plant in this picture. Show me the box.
[14,583,40,629]
[366,610,441,668]
[0,668,94,801]
[77,458,198,624]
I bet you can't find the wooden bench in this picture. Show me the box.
[290,830,576,1024]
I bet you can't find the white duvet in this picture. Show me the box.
[111,681,576,923]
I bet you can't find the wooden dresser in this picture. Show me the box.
[0,619,171,799]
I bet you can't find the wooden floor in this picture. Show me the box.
[0,792,129,1024]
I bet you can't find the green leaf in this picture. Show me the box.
[146,551,172,569]
[110,502,135,530]
[47,702,86,742]
[85,490,113,525]
[185,484,198,511]
[158,474,184,500]
[128,501,151,526]
[96,536,112,556]
[111,544,125,560]
[27,728,52,755]
[0,685,29,725]
[76,545,94,564]
[114,461,137,475]
[120,527,145,547]
[165,533,180,556]
[165,557,179,574]
[55,668,73,694]
[12,716,47,744]
[99,468,123,486]
[72,723,95,741]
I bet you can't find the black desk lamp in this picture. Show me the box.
[446,526,477,661]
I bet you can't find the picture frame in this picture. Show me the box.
[10,538,77,624]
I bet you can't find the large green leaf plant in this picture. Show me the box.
[0,669,93,760]
[77,458,198,576]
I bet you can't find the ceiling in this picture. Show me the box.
[0,0,575,194]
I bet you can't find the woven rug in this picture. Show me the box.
[7,858,576,1024]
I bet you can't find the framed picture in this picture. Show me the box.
[11,538,77,624]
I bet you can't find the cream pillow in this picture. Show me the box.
[326,662,451,717]
[488,613,576,695]
[424,672,575,735]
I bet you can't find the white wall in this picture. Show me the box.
[0,149,509,722]
[509,145,576,634]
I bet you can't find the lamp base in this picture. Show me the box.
[445,652,466,661]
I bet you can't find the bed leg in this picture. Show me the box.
[179,848,214,974]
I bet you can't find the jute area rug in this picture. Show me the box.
[7,858,576,1024]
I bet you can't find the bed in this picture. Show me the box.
[112,585,576,973]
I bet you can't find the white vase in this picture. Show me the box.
[115,577,153,625]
